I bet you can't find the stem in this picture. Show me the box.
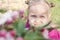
[29,26,37,32]
[0,25,2,30]
[0,25,5,30]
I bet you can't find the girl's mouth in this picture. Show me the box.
[34,24,36,25]
[34,23,39,26]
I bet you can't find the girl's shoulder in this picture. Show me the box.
[49,22,59,29]
[47,22,60,39]
[48,29,60,39]
[45,21,59,29]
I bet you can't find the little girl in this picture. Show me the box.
[25,0,60,40]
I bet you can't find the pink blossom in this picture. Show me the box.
[0,29,6,37]
[19,9,24,15]
[9,30,15,36]
[12,11,19,20]
[19,9,24,18]
[16,37,24,40]
[5,18,13,24]
[5,32,15,40]
[0,37,5,40]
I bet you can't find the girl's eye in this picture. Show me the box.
[30,15,37,18]
[40,16,45,18]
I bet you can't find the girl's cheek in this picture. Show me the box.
[29,19,41,27]
[42,18,48,23]
[29,19,35,25]
[29,18,38,26]
[29,17,35,23]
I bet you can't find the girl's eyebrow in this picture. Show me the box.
[30,15,37,17]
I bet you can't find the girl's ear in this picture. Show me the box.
[50,2,55,8]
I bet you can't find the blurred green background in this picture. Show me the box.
[48,0,60,24]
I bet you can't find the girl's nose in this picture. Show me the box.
[35,19,43,23]
[34,20,39,23]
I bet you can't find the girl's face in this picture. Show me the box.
[28,4,50,27]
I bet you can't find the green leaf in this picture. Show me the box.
[13,18,25,36]
[24,31,36,40]
[17,19,25,36]
[24,30,44,40]
[13,20,19,36]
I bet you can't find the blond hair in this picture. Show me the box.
[25,0,55,8]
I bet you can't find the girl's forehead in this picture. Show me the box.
[29,4,49,15]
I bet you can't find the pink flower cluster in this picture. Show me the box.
[0,9,24,25]
[0,9,24,40]
[0,29,24,40]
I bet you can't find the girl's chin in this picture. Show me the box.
[32,23,46,28]
[33,25,40,28]
[33,24,42,26]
